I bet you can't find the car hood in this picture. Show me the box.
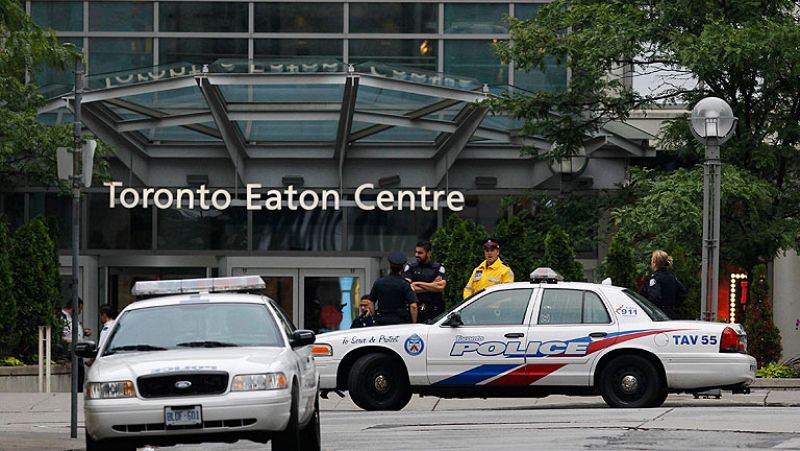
[317,323,430,342]
[89,347,287,382]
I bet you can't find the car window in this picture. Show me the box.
[104,303,283,354]
[538,289,611,325]
[270,299,296,336]
[458,289,532,326]
[622,289,670,321]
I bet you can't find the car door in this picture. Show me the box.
[526,287,619,386]
[271,301,316,420]
[426,288,534,386]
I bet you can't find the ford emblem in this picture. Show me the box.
[174,380,192,389]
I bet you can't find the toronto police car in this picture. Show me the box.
[76,276,320,451]
[313,268,756,410]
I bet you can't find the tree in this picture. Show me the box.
[744,264,782,368]
[600,232,637,290]
[494,0,800,273]
[431,215,487,310]
[0,222,17,356]
[541,225,584,281]
[11,217,63,362]
[493,215,538,282]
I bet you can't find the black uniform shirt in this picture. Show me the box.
[640,268,687,313]
[368,273,418,315]
[403,261,446,307]
[351,314,376,328]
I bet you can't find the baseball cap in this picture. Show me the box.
[482,238,500,249]
[387,251,407,265]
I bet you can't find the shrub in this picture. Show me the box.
[431,215,487,310]
[541,225,584,281]
[0,222,17,357]
[0,356,24,367]
[756,364,797,379]
[744,264,782,368]
[600,232,637,289]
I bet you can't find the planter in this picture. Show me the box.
[0,364,72,393]
[752,378,800,389]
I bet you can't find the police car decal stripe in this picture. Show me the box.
[434,364,519,385]
[487,363,567,386]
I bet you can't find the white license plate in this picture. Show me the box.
[165,406,202,427]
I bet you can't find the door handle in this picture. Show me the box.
[589,332,608,338]
[504,332,524,338]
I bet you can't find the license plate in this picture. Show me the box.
[165,405,202,427]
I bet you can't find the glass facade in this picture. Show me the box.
[350,3,437,34]
[89,2,153,32]
[254,39,343,59]
[86,194,152,250]
[31,0,82,31]
[347,208,437,252]
[444,3,508,34]
[160,38,248,65]
[254,3,343,33]
[253,209,343,251]
[445,40,508,85]
[28,193,72,249]
[89,38,153,75]
[157,207,247,250]
[350,39,437,71]
[160,2,248,33]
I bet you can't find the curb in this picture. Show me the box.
[752,378,800,389]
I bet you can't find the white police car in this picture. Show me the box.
[76,276,320,451]
[313,268,756,410]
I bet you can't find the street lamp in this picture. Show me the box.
[689,97,737,322]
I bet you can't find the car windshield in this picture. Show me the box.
[103,303,283,355]
[622,289,671,321]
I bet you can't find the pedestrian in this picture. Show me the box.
[639,250,687,319]
[463,238,514,299]
[369,252,419,325]
[97,304,117,349]
[60,298,90,387]
[351,295,376,328]
[404,240,447,323]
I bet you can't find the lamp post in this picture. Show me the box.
[688,97,737,322]
[549,142,588,192]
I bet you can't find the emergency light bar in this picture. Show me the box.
[530,267,562,284]
[131,276,266,297]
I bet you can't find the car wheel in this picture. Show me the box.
[272,383,301,451]
[85,431,134,451]
[650,389,669,408]
[600,355,664,408]
[300,390,321,451]
[347,353,412,411]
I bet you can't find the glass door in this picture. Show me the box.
[300,269,364,334]
[231,268,299,325]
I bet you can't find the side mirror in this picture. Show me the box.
[290,330,316,348]
[75,341,97,359]
[446,312,463,328]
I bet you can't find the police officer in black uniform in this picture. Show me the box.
[369,252,418,325]
[404,240,447,323]
[351,295,376,328]
[640,250,687,319]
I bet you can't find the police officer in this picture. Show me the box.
[404,240,446,323]
[369,252,418,325]
[640,249,687,319]
[463,238,514,299]
[351,295,376,328]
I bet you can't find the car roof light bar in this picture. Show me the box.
[131,276,266,297]
[530,267,563,284]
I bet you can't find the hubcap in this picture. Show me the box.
[620,374,639,394]
[373,374,390,393]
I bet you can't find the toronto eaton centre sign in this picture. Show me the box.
[104,182,465,212]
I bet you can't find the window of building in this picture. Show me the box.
[86,194,152,250]
[0,193,25,233]
[444,3,508,34]
[254,39,343,59]
[347,207,437,252]
[538,289,611,325]
[514,56,567,92]
[28,193,72,250]
[159,2,248,33]
[157,207,247,250]
[35,37,82,93]
[349,39,438,72]
[252,209,343,251]
[444,40,507,85]
[514,3,544,20]
[159,38,248,65]
[31,0,83,31]
[350,3,437,34]
[89,38,153,75]
[254,3,343,33]
[459,289,532,325]
[89,1,153,32]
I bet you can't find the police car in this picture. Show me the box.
[76,276,320,451]
[313,268,756,410]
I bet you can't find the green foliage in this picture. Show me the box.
[599,233,637,290]
[431,215,487,310]
[541,225,584,281]
[756,364,797,379]
[493,215,538,282]
[666,244,701,321]
[11,217,63,362]
[0,356,24,367]
[0,222,17,355]
[745,264,782,368]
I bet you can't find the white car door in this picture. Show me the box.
[426,288,534,386]
[271,301,317,420]
[526,287,619,386]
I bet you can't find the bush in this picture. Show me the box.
[431,215,487,310]
[0,222,17,357]
[11,217,63,363]
[744,264,782,368]
[756,364,797,379]
[541,225,584,281]
[600,232,637,289]
[0,356,24,367]
[494,215,538,282]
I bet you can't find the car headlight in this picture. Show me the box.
[85,381,136,399]
[312,344,332,357]
[231,373,287,391]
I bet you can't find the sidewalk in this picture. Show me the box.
[2,388,800,450]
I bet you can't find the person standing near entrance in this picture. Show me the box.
[351,295,376,328]
[463,238,514,299]
[640,250,687,319]
[369,252,418,325]
[404,240,447,323]
[97,304,117,349]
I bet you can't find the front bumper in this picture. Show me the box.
[663,353,757,390]
[85,390,291,442]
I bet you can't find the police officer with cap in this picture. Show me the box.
[404,240,447,323]
[369,252,419,325]
[463,238,514,299]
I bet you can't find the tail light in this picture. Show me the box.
[720,327,747,353]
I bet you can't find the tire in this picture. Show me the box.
[347,353,412,411]
[299,391,321,451]
[85,431,135,451]
[272,382,301,451]
[600,355,665,408]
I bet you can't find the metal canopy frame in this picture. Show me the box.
[39,68,653,187]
